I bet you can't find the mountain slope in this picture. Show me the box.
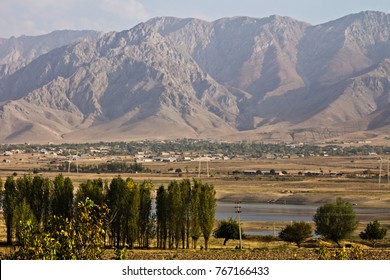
[0,12,389,143]
[0,24,238,143]
[0,30,102,79]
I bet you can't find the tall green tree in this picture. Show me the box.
[13,175,50,227]
[15,175,33,205]
[30,175,51,226]
[314,198,358,247]
[167,180,182,249]
[124,178,140,249]
[3,176,17,244]
[190,180,201,249]
[106,176,127,247]
[180,179,192,249]
[41,177,52,228]
[138,180,153,248]
[198,181,216,250]
[156,185,168,249]
[76,178,105,206]
[51,174,74,219]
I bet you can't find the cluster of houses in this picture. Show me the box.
[264,152,329,159]
[133,151,231,163]
[2,149,23,163]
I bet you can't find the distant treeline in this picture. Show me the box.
[58,162,147,173]
[0,175,216,250]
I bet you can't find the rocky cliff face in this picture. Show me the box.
[0,30,102,79]
[0,11,389,143]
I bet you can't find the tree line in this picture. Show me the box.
[155,179,216,250]
[57,162,146,174]
[0,175,216,252]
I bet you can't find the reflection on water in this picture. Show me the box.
[216,202,318,222]
[244,230,276,236]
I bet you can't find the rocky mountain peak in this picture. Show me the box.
[0,30,102,78]
[0,12,389,143]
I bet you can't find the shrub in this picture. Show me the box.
[11,198,108,260]
[279,221,312,247]
[213,218,241,245]
[360,220,387,247]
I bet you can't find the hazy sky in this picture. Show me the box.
[1,0,389,38]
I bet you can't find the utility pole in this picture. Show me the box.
[68,149,71,173]
[379,157,382,185]
[198,157,201,178]
[206,158,209,177]
[76,152,79,173]
[235,201,242,249]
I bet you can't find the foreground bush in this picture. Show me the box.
[11,198,108,260]
[279,221,312,248]
[360,220,387,247]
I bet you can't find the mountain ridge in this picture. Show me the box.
[0,11,389,144]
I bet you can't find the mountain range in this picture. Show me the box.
[0,11,389,144]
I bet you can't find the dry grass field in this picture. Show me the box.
[1,152,390,259]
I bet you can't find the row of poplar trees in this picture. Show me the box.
[156,179,216,250]
[0,175,216,250]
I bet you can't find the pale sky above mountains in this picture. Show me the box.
[1,0,390,38]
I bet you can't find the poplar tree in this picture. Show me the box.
[125,178,140,249]
[106,176,127,247]
[51,174,74,219]
[180,179,191,249]
[40,177,52,228]
[3,176,17,245]
[76,178,105,206]
[30,175,46,225]
[138,181,153,248]
[198,181,216,250]
[156,185,168,249]
[190,180,201,249]
[15,175,33,213]
[167,180,182,249]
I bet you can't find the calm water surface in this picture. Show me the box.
[216,202,390,224]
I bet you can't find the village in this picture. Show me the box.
[0,141,388,181]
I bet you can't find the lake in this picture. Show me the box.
[216,201,390,235]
